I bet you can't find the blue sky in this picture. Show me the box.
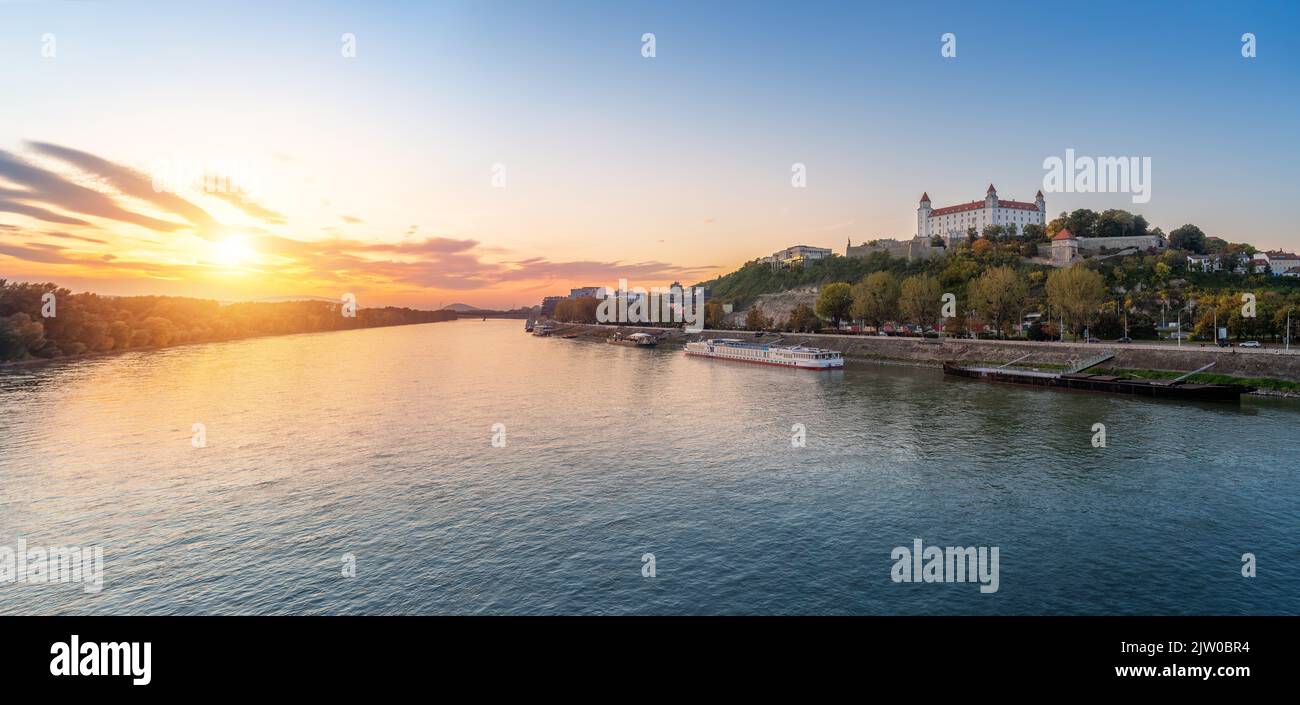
[0,0,1297,306]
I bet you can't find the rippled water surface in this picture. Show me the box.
[1,319,1297,614]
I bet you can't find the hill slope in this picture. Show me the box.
[697,252,924,307]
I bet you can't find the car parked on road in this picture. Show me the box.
[1116,337,1132,344]
[1241,340,1261,348]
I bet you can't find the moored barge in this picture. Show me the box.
[607,332,658,348]
[942,362,1252,402]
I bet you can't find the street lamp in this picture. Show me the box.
[1287,307,1293,352]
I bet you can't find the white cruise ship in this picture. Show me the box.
[683,338,844,369]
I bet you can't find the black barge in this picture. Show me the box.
[942,361,1252,403]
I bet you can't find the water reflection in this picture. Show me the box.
[0,320,1296,615]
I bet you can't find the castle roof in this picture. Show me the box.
[920,192,930,202]
[987,183,996,194]
[1052,228,1076,241]
[929,199,1040,216]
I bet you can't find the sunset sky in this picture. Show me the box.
[1,0,1298,309]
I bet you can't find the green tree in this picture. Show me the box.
[704,301,725,329]
[815,282,853,328]
[0,313,46,359]
[1046,264,1106,338]
[851,271,900,327]
[898,274,942,330]
[967,266,1028,338]
[1169,224,1207,254]
[787,304,821,332]
[744,305,770,331]
[1065,209,1099,238]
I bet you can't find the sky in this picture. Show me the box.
[1,0,1298,309]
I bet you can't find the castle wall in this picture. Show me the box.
[1076,235,1165,252]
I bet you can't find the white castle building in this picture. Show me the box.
[918,184,1046,243]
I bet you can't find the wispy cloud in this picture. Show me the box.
[205,187,287,225]
[27,141,215,227]
[0,147,188,232]
[0,140,718,301]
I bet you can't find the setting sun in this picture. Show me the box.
[211,235,257,268]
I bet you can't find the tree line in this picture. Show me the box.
[786,264,1106,338]
[0,280,456,362]
[747,257,1300,342]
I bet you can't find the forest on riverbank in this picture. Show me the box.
[0,280,455,362]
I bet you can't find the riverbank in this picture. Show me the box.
[544,323,1300,396]
[0,318,455,373]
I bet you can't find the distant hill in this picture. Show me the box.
[441,303,482,312]
[249,295,342,304]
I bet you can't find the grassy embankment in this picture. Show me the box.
[1094,367,1300,393]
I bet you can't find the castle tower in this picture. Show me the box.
[1035,189,1046,213]
[917,192,932,239]
[985,183,998,209]
[1051,227,1079,266]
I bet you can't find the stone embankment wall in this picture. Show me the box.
[548,323,1300,382]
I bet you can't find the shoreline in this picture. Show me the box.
[546,322,1300,398]
[0,318,454,373]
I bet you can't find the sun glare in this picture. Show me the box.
[211,236,257,268]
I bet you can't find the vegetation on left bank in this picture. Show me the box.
[0,280,455,363]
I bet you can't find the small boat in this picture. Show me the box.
[524,319,535,333]
[560,332,580,339]
[533,324,555,337]
[942,361,1252,403]
[683,338,843,369]
[606,332,658,348]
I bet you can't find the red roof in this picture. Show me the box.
[987,183,996,194]
[920,192,930,202]
[1052,228,1076,241]
[929,199,1040,217]
[1035,189,1044,199]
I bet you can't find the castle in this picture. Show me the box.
[846,184,1046,261]
[919,184,1046,242]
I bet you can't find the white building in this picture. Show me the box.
[1187,254,1223,272]
[762,244,832,267]
[1266,250,1300,275]
[569,286,604,299]
[918,184,1046,242]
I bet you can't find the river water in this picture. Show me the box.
[1,319,1296,614]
